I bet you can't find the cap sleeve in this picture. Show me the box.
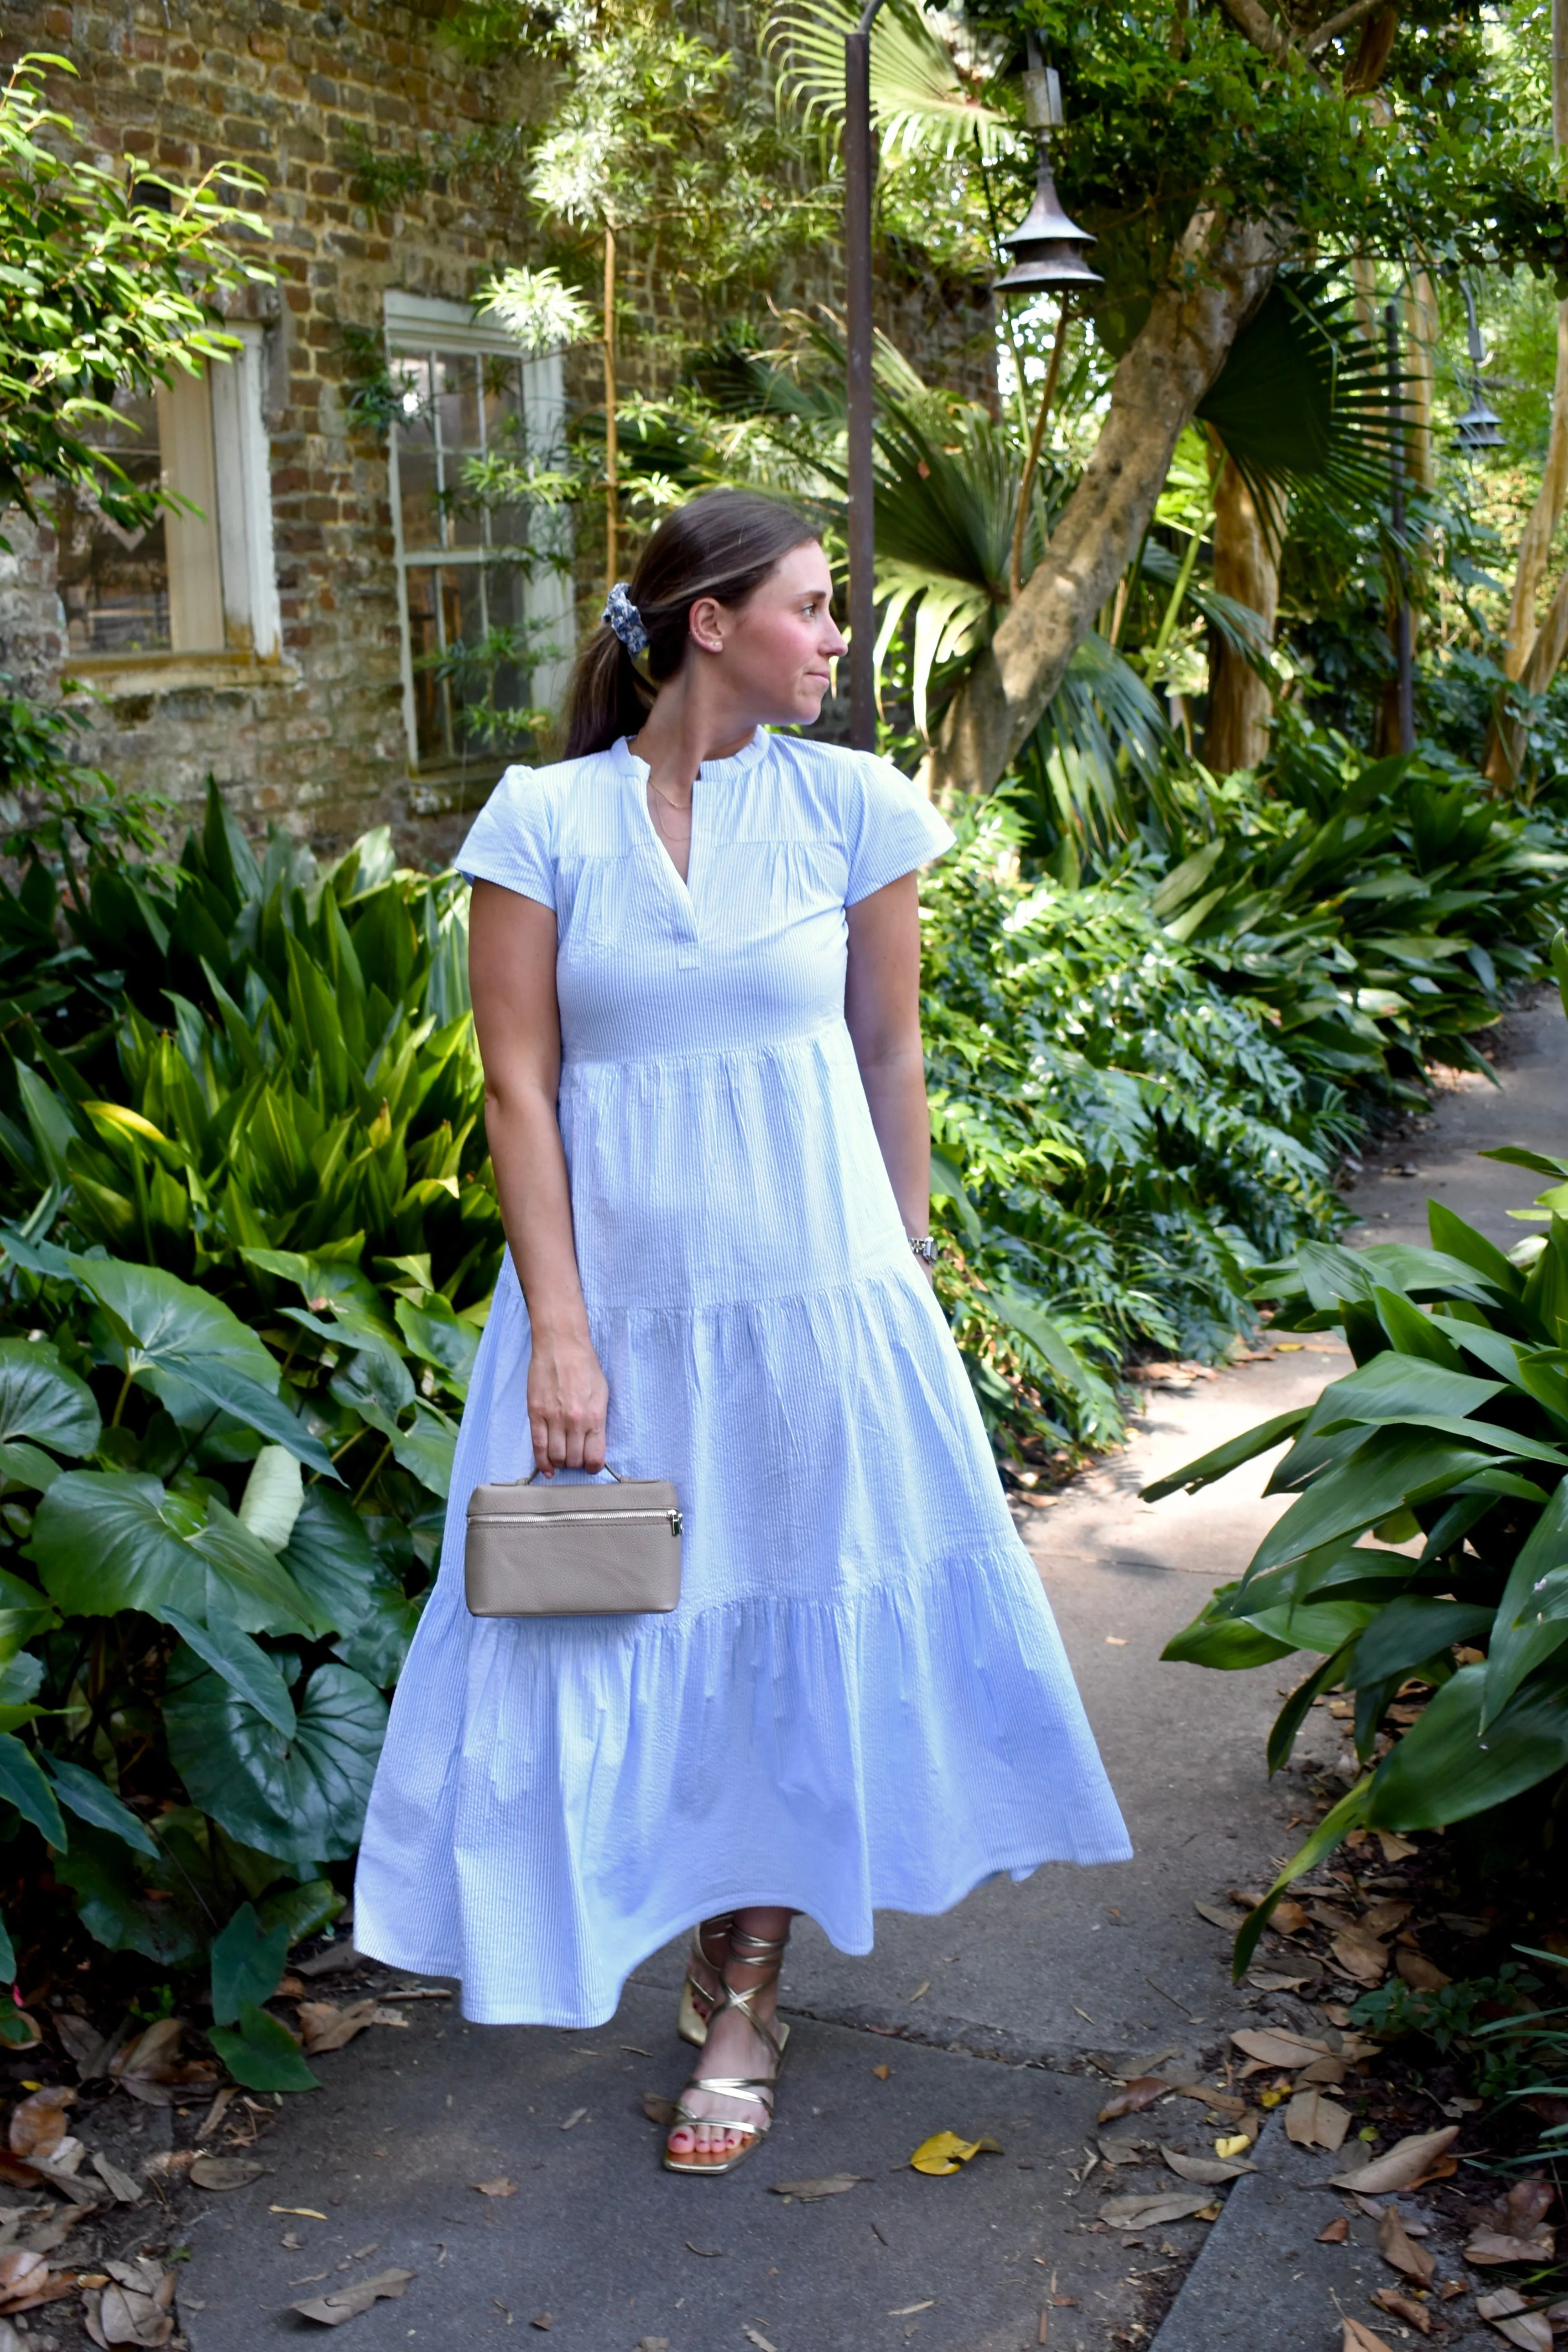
[456,765,556,911]
[845,753,955,905]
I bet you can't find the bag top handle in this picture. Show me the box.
[526,1464,624,1485]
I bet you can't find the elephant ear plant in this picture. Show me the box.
[1149,939,1568,1977]
[0,781,496,2080]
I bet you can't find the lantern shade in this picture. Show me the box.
[1453,391,1504,450]
[994,155,1099,294]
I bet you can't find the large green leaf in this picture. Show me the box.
[0,1733,65,1846]
[163,1658,387,1868]
[395,1296,479,1395]
[141,1354,339,1481]
[40,1754,158,1858]
[1248,1431,1504,1577]
[1349,1597,1495,1689]
[1232,1779,1373,1977]
[71,1258,277,1388]
[278,1488,380,1644]
[209,2002,321,2093]
[1139,1407,1309,1504]
[163,1620,297,1738]
[1245,1597,1382,1655]
[0,1339,99,1458]
[390,1403,457,1498]
[1367,1661,1568,1830]
[1484,1476,1568,1728]
[29,1472,317,1636]
[52,1823,205,1967]
[1297,1353,1505,1445]
[209,1900,289,2025]
[1162,1588,1294,1668]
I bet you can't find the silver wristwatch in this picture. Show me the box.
[908,1234,940,1265]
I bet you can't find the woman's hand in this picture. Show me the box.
[526,1325,610,1475]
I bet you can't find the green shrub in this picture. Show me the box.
[1151,937,1568,1973]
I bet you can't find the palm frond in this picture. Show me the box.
[765,0,1014,161]
[1197,271,1404,545]
[1138,541,1277,681]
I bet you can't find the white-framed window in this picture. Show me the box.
[54,326,280,664]
[384,290,575,774]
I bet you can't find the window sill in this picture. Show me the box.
[63,651,297,695]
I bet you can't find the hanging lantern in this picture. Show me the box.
[995,51,1099,296]
[1453,278,1504,453]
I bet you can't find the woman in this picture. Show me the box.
[354,490,1129,2177]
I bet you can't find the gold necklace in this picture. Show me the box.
[648,778,694,819]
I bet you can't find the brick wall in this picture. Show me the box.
[0,0,995,862]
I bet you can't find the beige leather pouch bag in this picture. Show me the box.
[464,1467,683,1617]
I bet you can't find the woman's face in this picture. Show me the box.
[692,542,848,726]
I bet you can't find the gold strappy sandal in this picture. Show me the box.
[663,1927,791,2177]
[677,1912,735,2048]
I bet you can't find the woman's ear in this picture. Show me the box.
[688,595,728,656]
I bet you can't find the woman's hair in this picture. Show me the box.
[564,489,819,759]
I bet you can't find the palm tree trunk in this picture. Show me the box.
[1203,456,1278,773]
[920,208,1276,799]
[1484,0,1568,784]
[603,221,618,591]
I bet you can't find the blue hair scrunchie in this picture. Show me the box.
[602,582,649,660]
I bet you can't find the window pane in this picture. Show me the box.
[405,559,557,766]
[54,392,171,655]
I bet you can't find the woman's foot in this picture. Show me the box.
[678,1913,733,2045]
[665,1907,792,2171]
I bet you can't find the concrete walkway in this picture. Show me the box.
[177,992,1568,2352]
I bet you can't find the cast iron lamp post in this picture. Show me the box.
[1454,279,1505,453]
[841,21,1098,749]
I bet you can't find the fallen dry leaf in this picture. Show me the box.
[1467,2229,1556,2266]
[1331,2127,1459,2195]
[296,2001,380,2055]
[1161,2147,1254,2186]
[1330,1929,1389,1988]
[907,1981,930,2003]
[1497,2180,1554,2235]
[909,2132,1002,2175]
[90,2152,143,2206]
[81,2258,176,2348]
[1319,2216,1350,2243]
[1098,2139,1145,2166]
[1193,1902,1238,1930]
[189,2156,264,2191]
[1474,2296,1552,2352]
[1378,2206,1436,2285]
[1396,1951,1452,1993]
[871,2064,891,2080]
[530,2319,552,2334]
[7,2087,73,2160]
[473,2179,517,2198]
[741,2330,779,2352]
[292,2267,415,2327]
[1215,2133,1253,2159]
[1285,2089,1351,2152]
[1340,2318,1394,2352]
[769,2175,868,2200]
[53,2015,114,2079]
[0,2249,79,2316]
[1370,2287,1433,2336]
[110,2019,214,2108]
[1362,1899,1413,1936]
[1230,2028,1329,2070]
[1248,1971,1314,1993]
[1099,2187,1217,2228]
[1374,1830,1418,1863]
[1272,1899,1309,1936]
[1096,2077,1170,2123]
[1173,2082,1250,2119]
[641,2091,676,2128]
[888,2304,935,2318]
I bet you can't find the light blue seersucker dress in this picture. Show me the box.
[353,727,1130,2025]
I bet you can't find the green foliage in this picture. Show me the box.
[0,782,493,2003]
[1153,940,1568,1966]
[0,56,270,539]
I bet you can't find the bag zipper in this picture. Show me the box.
[471,1507,683,1535]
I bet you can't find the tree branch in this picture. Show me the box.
[1215,0,1291,60]
[1306,0,1396,58]
[919,210,1277,799]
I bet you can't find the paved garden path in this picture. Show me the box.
[176,993,1568,2352]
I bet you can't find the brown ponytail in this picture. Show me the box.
[564,489,819,760]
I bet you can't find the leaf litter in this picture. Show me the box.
[909,2132,1002,2175]
[1377,2206,1435,2286]
[1331,2128,1459,2194]
[292,2268,415,2327]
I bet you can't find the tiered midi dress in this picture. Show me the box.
[354,728,1130,2026]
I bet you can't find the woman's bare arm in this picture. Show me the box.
[844,872,932,1264]
[468,879,608,1473]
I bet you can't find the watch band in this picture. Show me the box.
[908,1234,940,1264]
